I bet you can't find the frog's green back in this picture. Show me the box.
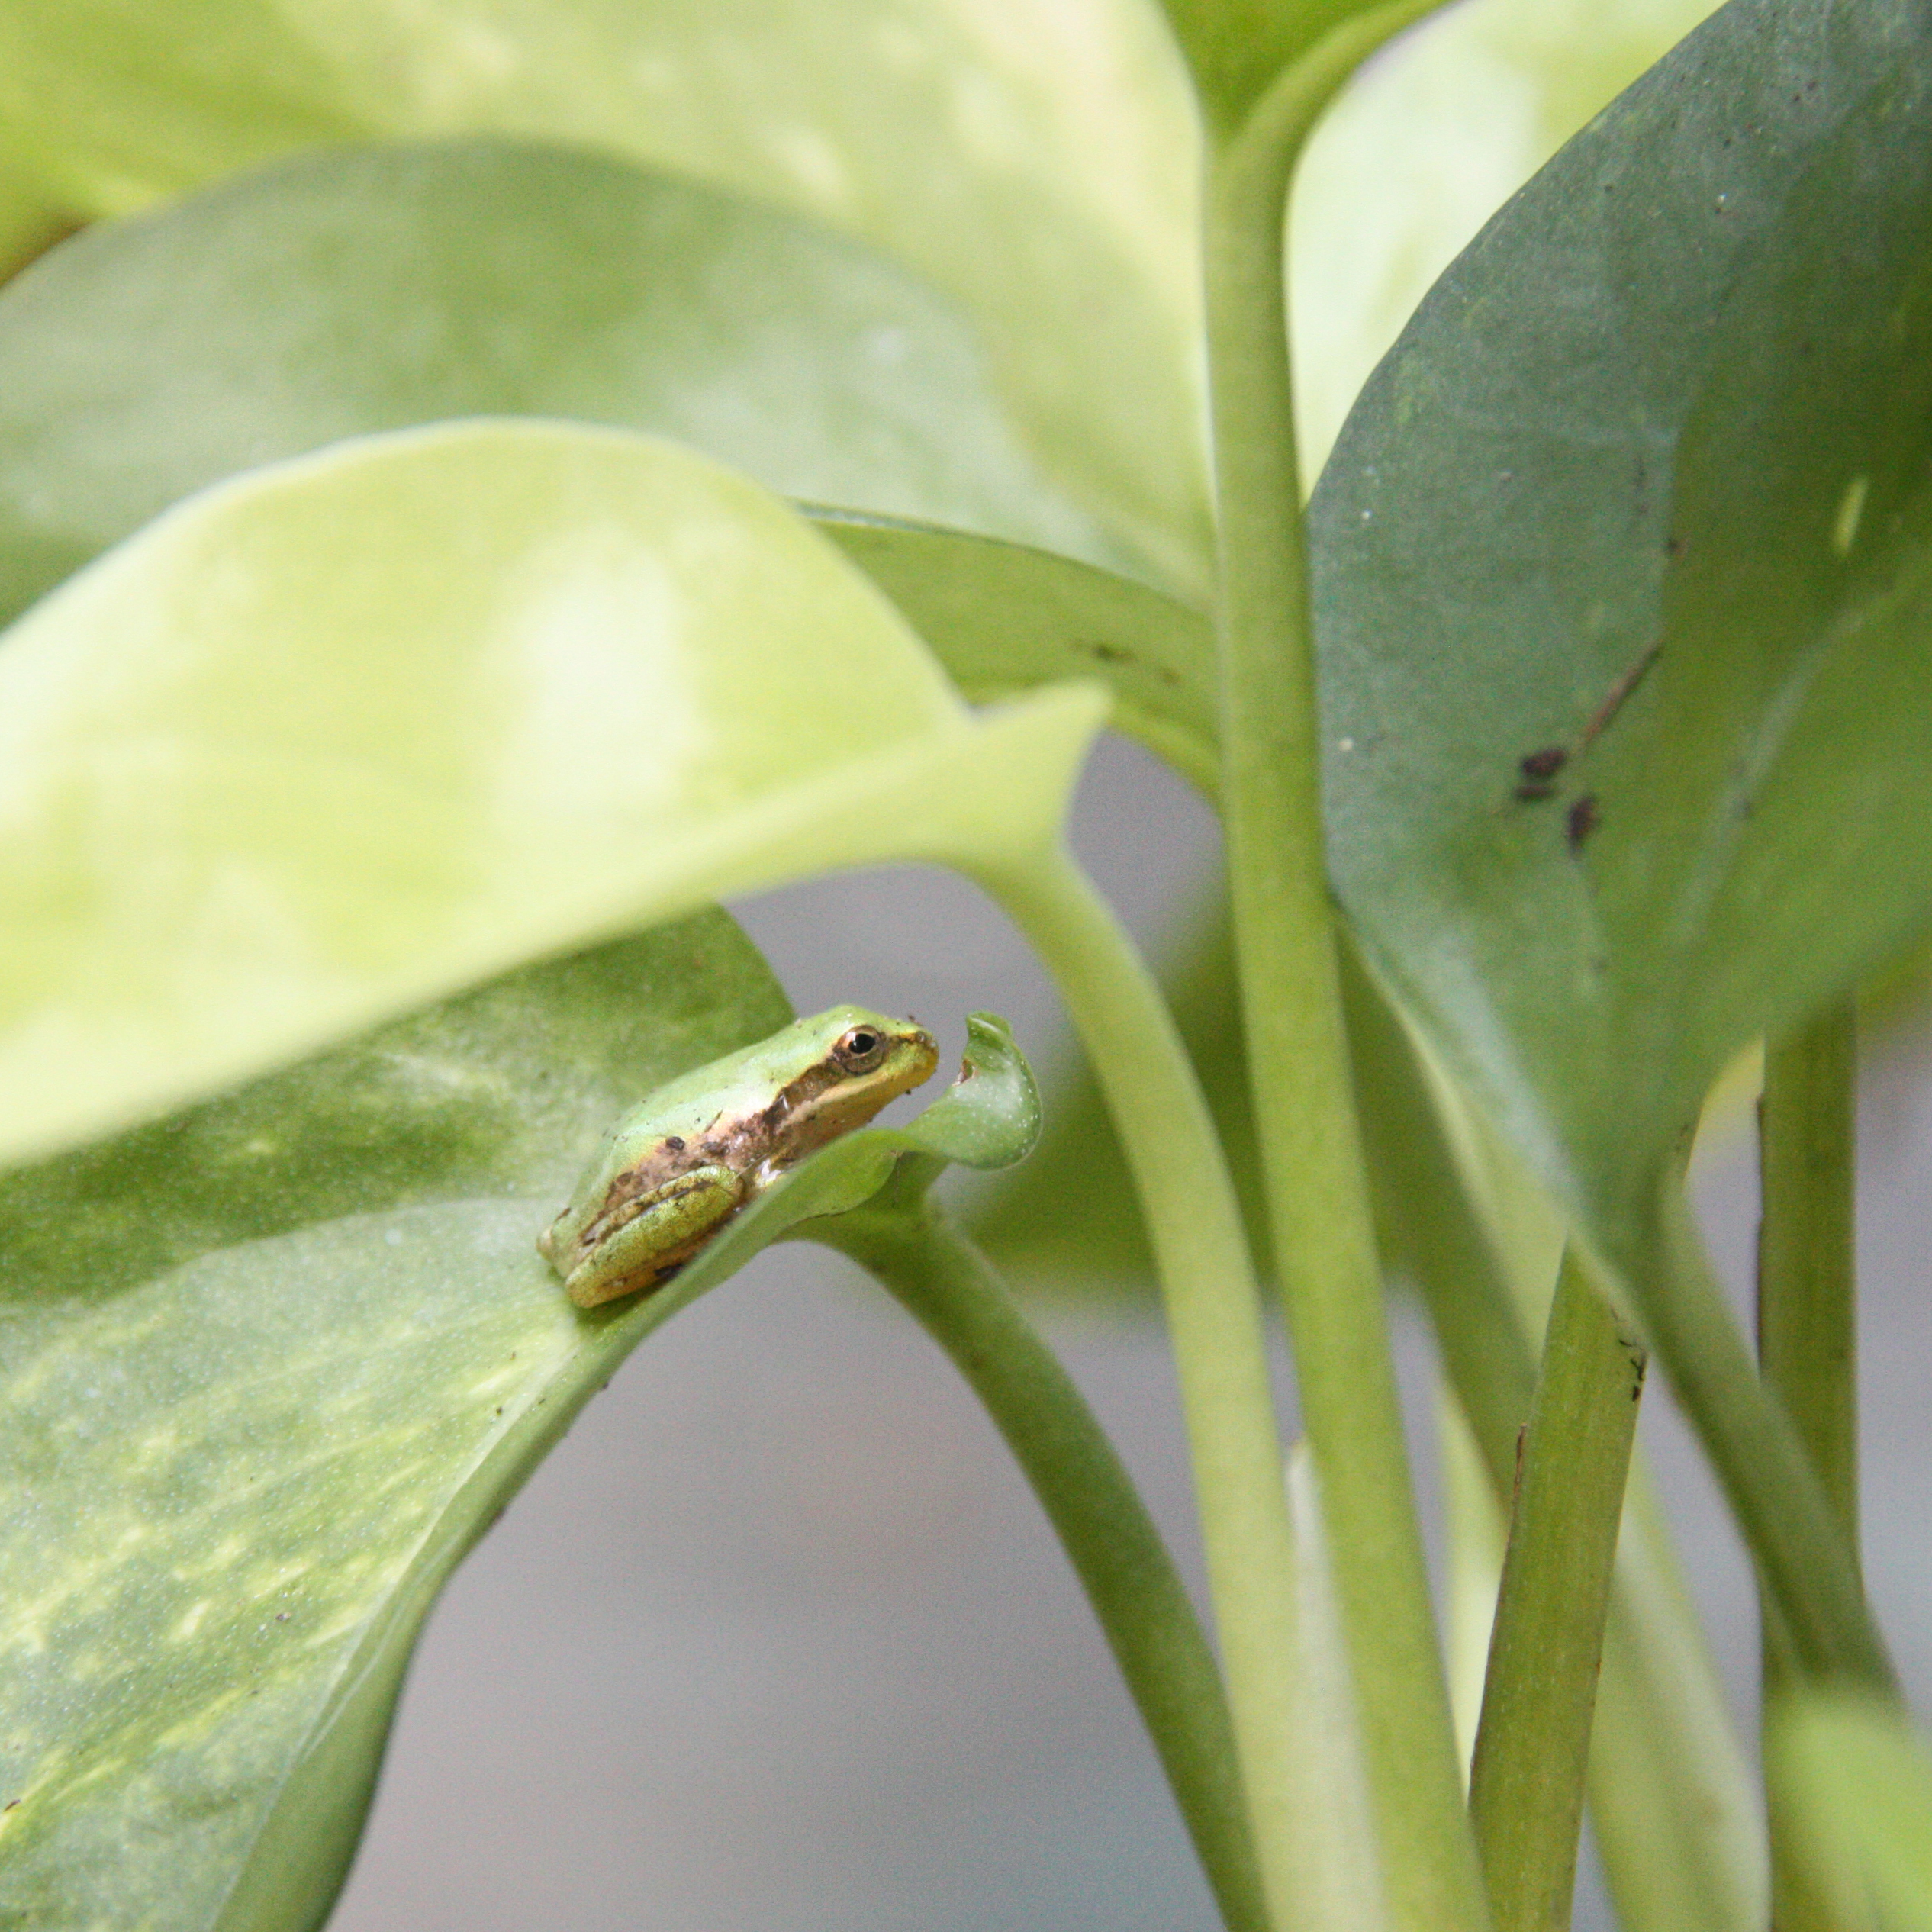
[562,1005,891,1209]
[623,1005,883,1125]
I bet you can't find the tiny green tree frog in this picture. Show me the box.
[539,1006,939,1307]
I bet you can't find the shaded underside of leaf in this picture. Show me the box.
[814,512,1217,795]
[0,139,1208,798]
[1311,0,1932,1239]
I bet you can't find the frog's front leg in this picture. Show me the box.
[562,1165,746,1308]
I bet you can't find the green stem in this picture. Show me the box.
[1642,1185,1889,1691]
[968,844,1312,1932]
[1468,1249,1646,1932]
[1203,24,1491,1932]
[1757,1005,1860,1556]
[1757,1001,1860,1930]
[1348,952,1762,1930]
[818,1203,1270,1932]
[1432,1261,1768,1932]
[1337,942,1539,1472]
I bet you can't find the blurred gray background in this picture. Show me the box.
[329,733,1931,1930]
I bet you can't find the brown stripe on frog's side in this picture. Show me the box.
[684,1051,905,1177]
[555,1016,937,1281]
[742,1054,873,1157]
[573,1057,861,1255]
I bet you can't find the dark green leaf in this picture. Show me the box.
[1312,0,1932,1249]
[1309,0,1924,1686]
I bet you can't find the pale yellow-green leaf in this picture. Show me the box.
[0,417,1106,1169]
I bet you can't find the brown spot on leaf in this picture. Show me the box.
[1577,639,1663,751]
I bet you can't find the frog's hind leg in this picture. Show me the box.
[564,1164,745,1308]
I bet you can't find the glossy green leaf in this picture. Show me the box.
[0,416,1106,1169]
[1770,1695,1932,1932]
[0,910,788,1930]
[0,138,1117,630]
[1311,0,1932,1251]
[0,0,1210,594]
[1308,0,1926,1687]
[0,916,1042,1930]
[1289,0,1723,481]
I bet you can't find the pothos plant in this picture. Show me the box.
[0,0,1927,1927]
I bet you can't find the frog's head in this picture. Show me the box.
[773,1005,939,1153]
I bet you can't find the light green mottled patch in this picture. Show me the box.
[1832,473,1869,557]
[0,1203,582,1921]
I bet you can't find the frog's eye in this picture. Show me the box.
[833,1026,890,1074]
